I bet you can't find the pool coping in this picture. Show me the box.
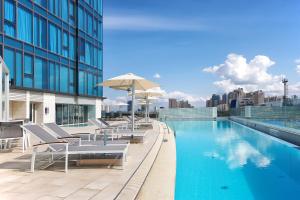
[114,121,176,200]
[135,122,176,200]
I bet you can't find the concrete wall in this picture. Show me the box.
[10,101,27,119]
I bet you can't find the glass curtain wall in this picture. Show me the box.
[56,104,94,125]
[0,0,103,98]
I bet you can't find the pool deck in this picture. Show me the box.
[136,124,176,200]
[0,120,176,200]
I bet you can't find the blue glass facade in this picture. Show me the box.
[0,0,103,98]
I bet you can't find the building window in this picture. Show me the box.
[56,104,92,125]
[61,0,68,22]
[4,0,15,37]
[98,49,102,69]
[4,47,15,84]
[34,15,47,48]
[34,0,47,9]
[34,57,48,89]
[69,68,75,94]
[93,17,98,37]
[69,1,75,26]
[98,75,103,97]
[49,62,55,91]
[69,35,75,60]
[78,6,84,30]
[85,42,91,65]
[49,0,61,17]
[99,0,103,15]
[16,52,22,86]
[62,32,69,57]
[94,47,98,68]
[49,23,61,55]
[79,71,86,95]
[87,73,93,95]
[98,21,102,42]
[56,104,63,125]
[93,75,98,96]
[55,63,60,92]
[17,6,33,44]
[24,55,33,88]
[60,65,68,93]
[79,38,85,62]
[87,13,93,35]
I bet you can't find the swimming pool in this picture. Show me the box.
[167,120,300,200]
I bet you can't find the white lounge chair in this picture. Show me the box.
[43,123,129,147]
[89,119,147,143]
[21,124,128,172]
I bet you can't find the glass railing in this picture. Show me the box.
[230,106,300,130]
[158,107,217,121]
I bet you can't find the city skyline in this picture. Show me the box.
[103,0,300,107]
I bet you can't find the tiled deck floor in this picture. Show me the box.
[0,121,162,200]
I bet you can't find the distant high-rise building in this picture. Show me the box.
[169,98,193,108]
[222,93,228,104]
[127,101,132,112]
[169,98,178,108]
[211,94,221,107]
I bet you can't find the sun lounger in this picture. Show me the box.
[21,124,128,172]
[0,120,29,152]
[43,123,129,147]
[89,119,147,143]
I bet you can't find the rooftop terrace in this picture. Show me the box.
[0,120,175,200]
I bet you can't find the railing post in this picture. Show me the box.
[0,61,3,121]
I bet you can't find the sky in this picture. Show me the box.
[103,0,300,107]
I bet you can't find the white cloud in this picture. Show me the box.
[103,96,128,106]
[160,91,207,107]
[202,53,292,95]
[153,73,161,79]
[104,15,205,31]
[296,66,300,74]
[295,59,300,74]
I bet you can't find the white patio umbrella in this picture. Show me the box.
[100,73,159,131]
[132,87,165,122]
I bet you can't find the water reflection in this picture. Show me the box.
[212,128,271,169]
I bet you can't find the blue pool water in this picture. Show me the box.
[259,119,300,130]
[167,120,300,200]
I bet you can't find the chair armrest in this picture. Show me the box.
[72,132,92,135]
[57,136,80,139]
[33,141,67,147]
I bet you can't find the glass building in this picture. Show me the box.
[0,0,103,125]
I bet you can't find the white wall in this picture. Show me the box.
[95,98,102,119]
[43,93,56,123]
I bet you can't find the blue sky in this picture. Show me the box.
[103,0,300,106]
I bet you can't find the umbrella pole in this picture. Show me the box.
[145,96,148,122]
[146,96,149,122]
[131,82,135,131]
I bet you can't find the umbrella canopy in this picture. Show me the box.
[101,73,159,131]
[131,87,164,122]
[134,87,165,98]
[101,73,159,91]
